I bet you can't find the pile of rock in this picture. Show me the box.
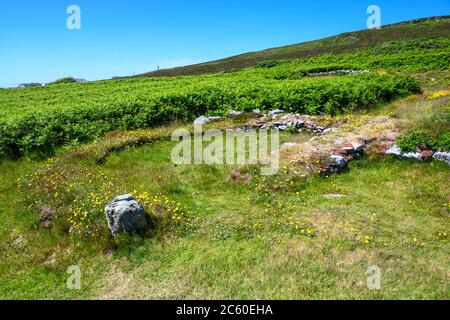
[251,113,329,134]
[323,142,366,174]
[290,140,370,176]
[385,145,450,164]
[375,132,450,166]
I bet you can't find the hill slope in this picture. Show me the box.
[136,16,450,78]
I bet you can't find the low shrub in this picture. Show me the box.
[0,73,420,158]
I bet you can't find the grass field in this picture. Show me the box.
[1,135,449,299]
[0,16,449,300]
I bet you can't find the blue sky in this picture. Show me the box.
[0,0,448,87]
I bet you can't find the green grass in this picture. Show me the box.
[1,132,449,299]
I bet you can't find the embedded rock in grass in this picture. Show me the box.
[105,194,149,236]
[403,151,422,160]
[330,155,346,168]
[386,145,403,157]
[386,144,424,160]
[433,151,450,166]
[268,109,285,117]
[227,110,243,116]
[194,116,209,125]
[194,116,221,125]
[420,150,434,159]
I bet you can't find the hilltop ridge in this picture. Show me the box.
[135,15,450,78]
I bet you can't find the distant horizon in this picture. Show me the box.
[1,0,449,88]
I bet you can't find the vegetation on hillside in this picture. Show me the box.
[4,39,450,158]
[137,16,450,77]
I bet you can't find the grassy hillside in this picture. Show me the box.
[137,16,450,78]
[0,16,449,300]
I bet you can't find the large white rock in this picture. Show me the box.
[194,116,210,125]
[268,109,285,116]
[227,110,243,116]
[193,116,222,125]
[105,194,149,236]
[386,145,402,156]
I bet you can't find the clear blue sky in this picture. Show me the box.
[0,0,448,87]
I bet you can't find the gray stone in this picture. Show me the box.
[403,151,422,160]
[194,116,210,125]
[105,194,149,236]
[330,155,346,168]
[227,110,243,116]
[193,115,221,125]
[386,145,402,156]
[207,116,222,122]
[433,151,450,166]
[386,144,422,160]
[268,109,285,116]
[351,142,364,151]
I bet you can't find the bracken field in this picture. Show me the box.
[0,17,449,299]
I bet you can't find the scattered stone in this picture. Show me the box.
[386,144,423,160]
[331,147,350,157]
[11,236,23,246]
[229,169,252,183]
[207,116,222,122]
[330,155,346,168]
[402,151,422,160]
[433,151,450,166]
[252,109,262,114]
[351,142,363,150]
[227,110,243,116]
[331,143,364,160]
[194,116,222,125]
[420,150,434,159]
[105,194,149,236]
[386,145,402,157]
[194,116,210,125]
[268,109,285,116]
